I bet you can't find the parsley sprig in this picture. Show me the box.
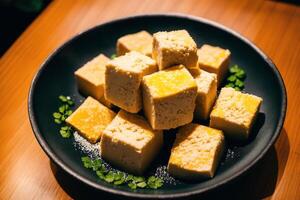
[53,95,74,138]
[225,65,246,91]
[81,156,163,190]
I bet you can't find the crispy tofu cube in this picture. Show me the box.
[210,87,263,140]
[197,44,231,85]
[66,97,116,143]
[153,30,198,70]
[117,31,153,57]
[105,51,157,113]
[168,123,225,180]
[194,70,217,120]
[142,65,197,130]
[75,54,113,108]
[100,110,163,175]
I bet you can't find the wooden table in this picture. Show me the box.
[0,0,299,199]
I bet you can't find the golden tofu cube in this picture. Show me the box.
[210,87,263,140]
[153,30,198,70]
[100,110,163,175]
[197,44,231,86]
[142,65,197,130]
[66,97,116,143]
[117,31,153,57]
[75,54,113,108]
[168,123,225,180]
[194,70,217,120]
[105,51,157,113]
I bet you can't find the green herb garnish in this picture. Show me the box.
[225,65,246,91]
[147,176,164,189]
[81,156,163,190]
[53,95,75,138]
[60,126,73,138]
[111,54,116,59]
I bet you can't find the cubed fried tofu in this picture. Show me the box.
[75,54,113,108]
[197,44,231,86]
[104,51,157,113]
[194,70,217,120]
[210,87,263,140]
[66,97,116,143]
[100,110,163,175]
[142,65,197,130]
[117,31,153,57]
[168,123,225,180]
[153,30,198,70]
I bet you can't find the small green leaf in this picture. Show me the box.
[111,54,116,59]
[114,179,125,185]
[105,171,115,183]
[234,87,241,91]
[235,79,244,88]
[236,69,246,79]
[96,170,106,180]
[225,83,235,88]
[81,156,93,168]
[53,112,61,119]
[61,115,66,121]
[59,95,68,102]
[97,165,108,173]
[147,176,156,182]
[125,175,134,182]
[155,178,163,188]
[113,172,123,181]
[91,159,102,171]
[132,176,145,183]
[59,105,65,113]
[137,181,147,188]
[227,75,237,82]
[67,100,74,106]
[61,126,68,130]
[54,118,62,124]
[147,176,163,189]
[65,110,73,116]
[229,65,240,74]
[60,129,71,138]
[128,182,137,189]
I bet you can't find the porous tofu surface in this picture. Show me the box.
[210,87,262,139]
[168,123,224,179]
[142,65,196,98]
[197,44,230,84]
[107,51,156,74]
[75,54,109,86]
[142,65,198,130]
[117,31,153,57]
[75,54,110,102]
[195,70,217,94]
[153,30,198,70]
[105,51,157,113]
[197,44,230,70]
[66,97,116,143]
[100,110,163,174]
[194,70,217,120]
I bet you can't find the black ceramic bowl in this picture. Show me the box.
[28,14,287,199]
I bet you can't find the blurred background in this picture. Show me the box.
[1,0,299,57]
[0,0,51,56]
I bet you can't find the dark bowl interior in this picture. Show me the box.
[28,14,286,198]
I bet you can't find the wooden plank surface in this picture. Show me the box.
[0,0,299,199]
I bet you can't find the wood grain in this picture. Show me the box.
[0,0,299,199]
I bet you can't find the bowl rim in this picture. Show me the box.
[28,13,287,199]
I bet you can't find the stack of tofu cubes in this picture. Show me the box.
[66,30,262,180]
